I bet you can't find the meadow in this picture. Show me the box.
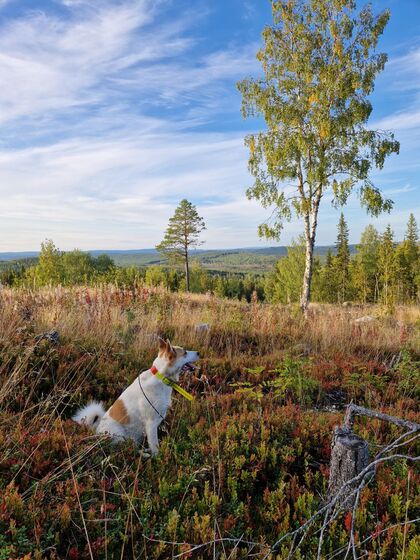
[0,286,419,559]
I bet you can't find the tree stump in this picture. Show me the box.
[328,426,369,511]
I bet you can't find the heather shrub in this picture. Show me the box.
[0,287,418,559]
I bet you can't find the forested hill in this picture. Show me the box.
[0,245,357,273]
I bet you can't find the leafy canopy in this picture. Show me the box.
[238,0,399,240]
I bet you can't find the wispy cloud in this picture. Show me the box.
[374,110,420,131]
[0,1,417,251]
[384,184,416,195]
[0,1,192,125]
[0,129,270,250]
[386,45,420,93]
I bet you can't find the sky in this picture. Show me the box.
[0,0,419,252]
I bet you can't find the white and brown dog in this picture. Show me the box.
[73,338,199,455]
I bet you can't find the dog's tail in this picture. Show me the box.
[72,401,105,430]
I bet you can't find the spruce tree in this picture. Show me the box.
[378,225,398,306]
[395,213,419,301]
[354,225,380,303]
[405,214,420,301]
[156,200,206,292]
[318,248,337,303]
[334,213,351,303]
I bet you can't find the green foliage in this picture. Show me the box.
[233,355,320,405]
[156,199,206,291]
[238,0,399,308]
[394,349,420,401]
[394,214,420,303]
[145,265,168,287]
[36,239,63,285]
[315,215,418,305]
[334,213,352,302]
[156,200,206,261]
[2,214,418,306]
[0,287,419,558]
[353,224,380,303]
[378,225,399,307]
[265,237,321,303]
[318,248,337,302]
[20,241,116,288]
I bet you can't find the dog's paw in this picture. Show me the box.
[139,447,152,458]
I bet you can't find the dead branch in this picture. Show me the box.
[344,403,420,432]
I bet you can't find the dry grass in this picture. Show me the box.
[0,286,419,559]
[2,285,419,360]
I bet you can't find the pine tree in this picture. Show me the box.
[333,213,351,303]
[156,200,206,292]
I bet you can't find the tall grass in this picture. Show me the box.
[0,286,418,559]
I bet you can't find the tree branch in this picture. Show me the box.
[344,404,420,432]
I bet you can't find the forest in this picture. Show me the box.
[1,213,418,308]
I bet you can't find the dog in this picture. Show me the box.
[72,337,199,455]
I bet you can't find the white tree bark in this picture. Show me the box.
[300,199,320,312]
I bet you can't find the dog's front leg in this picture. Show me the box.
[145,421,160,456]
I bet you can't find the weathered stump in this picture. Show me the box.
[327,426,369,511]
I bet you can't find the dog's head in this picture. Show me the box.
[154,337,200,378]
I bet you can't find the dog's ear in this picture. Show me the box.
[166,339,176,358]
[158,336,167,352]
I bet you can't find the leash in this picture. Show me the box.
[138,375,166,421]
[137,366,194,420]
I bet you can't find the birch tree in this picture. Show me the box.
[238,0,399,311]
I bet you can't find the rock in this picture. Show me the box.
[195,323,210,334]
[354,315,375,324]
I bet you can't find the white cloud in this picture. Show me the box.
[373,110,420,131]
[386,46,420,92]
[0,1,417,252]
[0,129,266,250]
[383,184,416,195]
[0,1,193,124]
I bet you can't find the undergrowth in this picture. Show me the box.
[0,286,419,559]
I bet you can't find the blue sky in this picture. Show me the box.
[0,0,419,251]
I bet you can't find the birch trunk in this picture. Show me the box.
[300,193,321,312]
[300,234,315,312]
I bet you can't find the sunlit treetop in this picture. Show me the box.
[238,0,400,241]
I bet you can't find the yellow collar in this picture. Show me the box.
[150,366,194,401]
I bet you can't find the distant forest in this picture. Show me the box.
[0,244,358,272]
[1,214,418,306]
